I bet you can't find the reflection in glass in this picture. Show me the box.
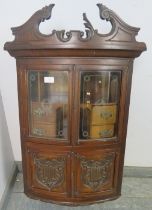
[79,71,121,140]
[28,71,68,139]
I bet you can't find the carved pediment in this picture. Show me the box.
[4,3,146,57]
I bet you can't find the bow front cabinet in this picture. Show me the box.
[4,3,146,206]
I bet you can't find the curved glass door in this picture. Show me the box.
[79,71,121,140]
[28,70,69,139]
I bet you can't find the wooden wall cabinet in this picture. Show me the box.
[4,3,146,206]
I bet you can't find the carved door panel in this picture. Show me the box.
[73,149,120,199]
[25,143,71,200]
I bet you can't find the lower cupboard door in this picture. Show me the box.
[25,144,71,200]
[73,149,120,200]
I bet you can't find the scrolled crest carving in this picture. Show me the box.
[56,13,94,42]
[13,2,135,42]
[97,4,111,21]
[79,13,95,41]
[11,4,55,38]
[96,3,139,39]
[4,2,146,55]
[56,30,72,42]
[9,3,140,42]
[39,4,55,22]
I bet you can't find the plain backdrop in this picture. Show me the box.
[0,92,14,202]
[0,0,152,166]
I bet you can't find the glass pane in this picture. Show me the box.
[79,71,121,140]
[28,70,68,139]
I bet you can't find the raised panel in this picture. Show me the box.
[25,143,71,199]
[34,154,65,191]
[74,149,119,199]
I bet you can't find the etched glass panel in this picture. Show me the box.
[79,71,121,140]
[28,71,68,139]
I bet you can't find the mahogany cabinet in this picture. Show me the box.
[4,3,146,206]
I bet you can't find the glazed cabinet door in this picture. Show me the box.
[72,148,120,201]
[73,65,125,145]
[25,143,71,201]
[19,64,73,145]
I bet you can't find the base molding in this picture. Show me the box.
[25,190,121,206]
[0,163,18,210]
